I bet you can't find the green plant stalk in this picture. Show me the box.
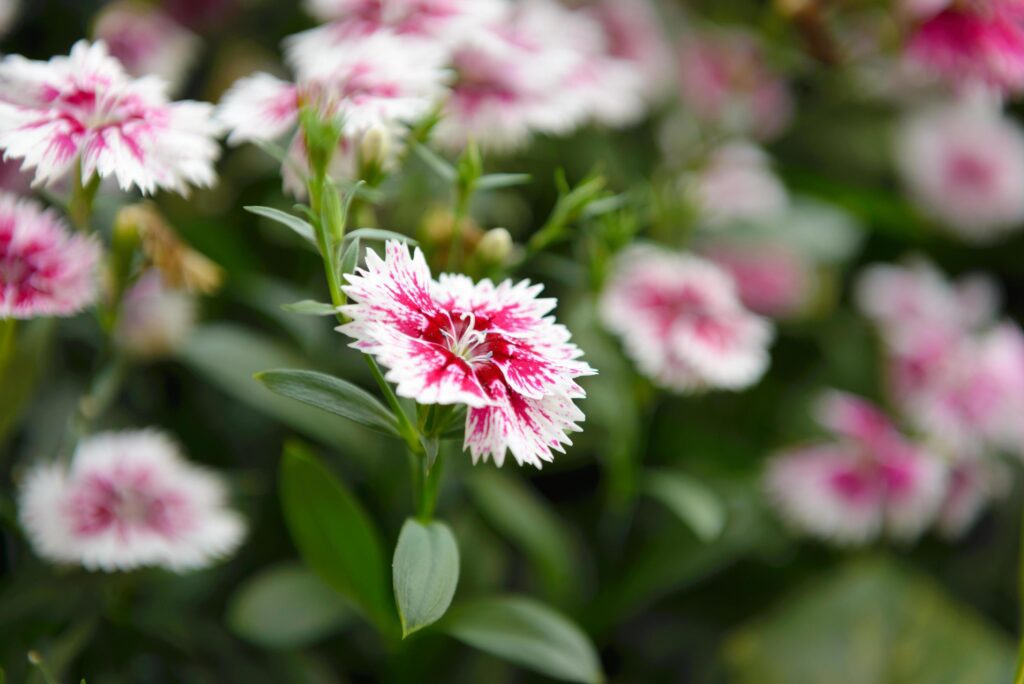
[0,318,15,383]
[446,183,473,272]
[417,449,444,522]
[68,160,100,234]
[1015,495,1024,684]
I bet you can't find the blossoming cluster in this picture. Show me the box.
[599,245,773,392]
[340,241,594,469]
[217,0,672,176]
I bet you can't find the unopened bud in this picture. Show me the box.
[476,227,513,265]
[359,125,391,168]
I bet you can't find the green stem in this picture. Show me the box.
[417,449,444,522]
[68,161,100,233]
[363,354,421,455]
[446,186,472,272]
[27,651,58,684]
[1015,496,1024,684]
[0,318,16,382]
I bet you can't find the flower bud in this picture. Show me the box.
[115,270,197,360]
[475,227,513,265]
[359,125,391,169]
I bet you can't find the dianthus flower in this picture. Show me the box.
[0,40,221,195]
[599,245,773,392]
[19,430,246,572]
[339,241,594,468]
[0,192,101,319]
[765,392,946,544]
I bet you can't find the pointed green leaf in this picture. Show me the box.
[255,369,399,437]
[476,173,531,191]
[344,228,418,245]
[227,562,353,649]
[466,470,578,602]
[642,470,727,542]
[412,142,457,182]
[245,206,318,248]
[443,596,603,684]
[281,300,340,316]
[340,236,361,276]
[393,519,460,637]
[280,443,396,635]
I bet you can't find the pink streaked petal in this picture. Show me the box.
[217,72,299,146]
[764,444,884,544]
[341,241,438,338]
[877,442,947,541]
[816,391,898,447]
[464,371,584,468]
[351,322,492,407]
[669,308,772,390]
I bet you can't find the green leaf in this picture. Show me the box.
[392,519,460,637]
[177,325,382,459]
[227,562,353,649]
[466,470,578,603]
[280,443,396,635]
[340,236,361,276]
[476,173,531,191]
[0,319,55,444]
[412,142,456,182]
[344,228,418,245]
[724,558,1015,684]
[245,206,318,248]
[281,300,339,316]
[641,470,727,542]
[255,369,399,437]
[443,596,603,684]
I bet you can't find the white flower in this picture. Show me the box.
[684,143,789,227]
[19,430,246,572]
[115,270,198,360]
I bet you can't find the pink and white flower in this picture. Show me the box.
[0,192,100,319]
[219,32,447,190]
[19,430,246,572]
[937,457,1007,538]
[684,143,789,227]
[582,0,673,102]
[0,40,221,195]
[897,98,1024,242]
[765,392,947,544]
[906,0,1024,94]
[700,241,813,319]
[115,270,198,360]
[677,29,793,142]
[339,240,594,468]
[289,0,508,65]
[599,245,773,392]
[433,0,593,151]
[93,1,200,93]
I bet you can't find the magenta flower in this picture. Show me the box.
[0,41,221,195]
[765,392,947,544]
[599,245,773,392]
[19,430,246,572]
[701,241,813,319]
[0,192,100,319]
[339,241,594,468]
[907,0,1024,94]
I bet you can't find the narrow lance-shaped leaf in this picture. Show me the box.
[412,141,457,182]
[281,300,340,316]
[344,228,419,245]
[255,369,400,437]
[476,173,532,191]
[279,442,397,635]
[245,206,318,248]
[392,519,460,637]
[227,562,353,649]
[443,596,604,684]
[642,469,727,542]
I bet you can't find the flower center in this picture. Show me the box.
[441,311,493,365]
